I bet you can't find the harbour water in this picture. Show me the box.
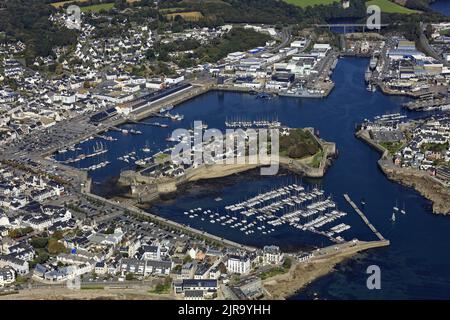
[54,58,450,299]
[430,0,450,16]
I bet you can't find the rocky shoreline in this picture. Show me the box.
[263,240,389,299]
[356,129,450,215]
[380,165,450,215]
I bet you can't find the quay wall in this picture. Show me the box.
[120,134,337,202]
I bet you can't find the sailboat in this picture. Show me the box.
[391,211,396,222]
[400,202,406,215]
[393,199,399,212]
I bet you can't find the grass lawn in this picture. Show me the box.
[309,150,324,168]
[80,3,115,12]
[159,7,187,13]
[260,267,286,280]
[165,11,204,21]
[380,141,404,155]
[366,0,419,14]
[51,0,89,8]
[52,0,135,8]
[81,286,105,290]
[283,0,339,8]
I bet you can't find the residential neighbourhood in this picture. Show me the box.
[0,0,449,305]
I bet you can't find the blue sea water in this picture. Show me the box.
[430,0,450,16]
[55,58,450,299]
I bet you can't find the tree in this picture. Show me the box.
[183,255,192,264]
[52,230,64,240]
[145,48,156,60]
[30,237,49,249]
[47,238,66,255]
[115,0,127,10]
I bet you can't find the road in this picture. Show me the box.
[419,22,445,64]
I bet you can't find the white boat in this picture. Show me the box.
[135,159,146,166]
[160,105,174,113]
[391,212,396,222]
[393,200,399,211]
[166,136,178,142]
[142,141,151,153]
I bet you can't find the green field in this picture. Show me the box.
[80,3,115,13]
[366,0,419,14]
[283,0,339,8]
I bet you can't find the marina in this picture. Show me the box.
[206,183,353,242]
[59,142,108,164]
[50,58,450,299]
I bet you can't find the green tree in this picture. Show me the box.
[47,238,66,255]
[30,237,49,249]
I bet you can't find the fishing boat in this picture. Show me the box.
[391,211,396,222]
[166,112,184,121]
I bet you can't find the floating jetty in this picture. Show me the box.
[343,193,386,241]
[137,121,169,128]
[225,116,281,128]
[180,182,353,242]
[61,142,108,164]
[95,134,117,142]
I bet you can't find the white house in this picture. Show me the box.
[226,254,251,274]
[263,245,284,265]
